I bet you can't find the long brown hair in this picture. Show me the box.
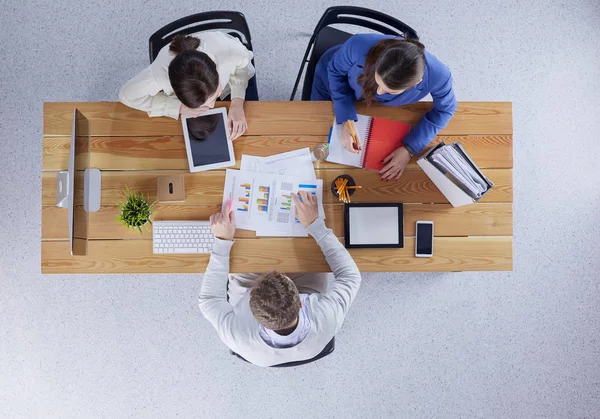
[357,38,426,103]
[168,35,220,108]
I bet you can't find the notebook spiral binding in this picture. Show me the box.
[359,117,374,167]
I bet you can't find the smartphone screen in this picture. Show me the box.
[416,222,433,255]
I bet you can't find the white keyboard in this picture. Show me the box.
[152,221,215,254]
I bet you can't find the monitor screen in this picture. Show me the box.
[71,109,90,256]
[348,206,400,245]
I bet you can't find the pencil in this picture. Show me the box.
[347,120,359,150]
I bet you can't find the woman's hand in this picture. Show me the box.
[341,121,361,154]
[228,98,248,140]
[180,103,210,118]
[379,146,412,181]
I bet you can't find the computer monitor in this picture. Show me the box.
[55,109,101,256]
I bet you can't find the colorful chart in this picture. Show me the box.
[256,185,270,212]
[237,183,252,212]
[298,184,317,195]
[280,194,292,211]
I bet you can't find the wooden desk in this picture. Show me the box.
[42,101,513,273]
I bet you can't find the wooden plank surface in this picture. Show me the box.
[42,169,512,206]
[42,134,513,171]
[44,102,513,137]
[42,100,513,273]
[42,203,512,240]
[41,237,512,274]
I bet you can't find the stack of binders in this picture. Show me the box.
[417,142,494,207]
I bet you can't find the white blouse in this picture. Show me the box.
[119,31,255,119]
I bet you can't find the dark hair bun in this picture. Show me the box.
[169,34,201,55]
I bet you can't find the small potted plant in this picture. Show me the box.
[117,187,155,233]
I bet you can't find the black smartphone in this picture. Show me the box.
[415,221,434,257]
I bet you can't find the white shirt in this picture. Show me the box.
[198,219,362,367]
[119,31,255,119]
[258,294,311,348]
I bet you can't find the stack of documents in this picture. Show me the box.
[221,148,325,237]
[417,142,494,207]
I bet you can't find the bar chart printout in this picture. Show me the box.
[256,186,270,212]
[222,169,324,234]
[236,183,251,212]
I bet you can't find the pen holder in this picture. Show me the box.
[331,174,357,198]
[157,175,185,203]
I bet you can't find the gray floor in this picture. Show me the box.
[1,0,599,417]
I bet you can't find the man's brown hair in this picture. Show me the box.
[249,271,300,331]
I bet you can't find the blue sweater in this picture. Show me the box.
[326,34,457,153]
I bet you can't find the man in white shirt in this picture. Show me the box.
[199,191,362,367]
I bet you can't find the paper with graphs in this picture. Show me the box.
[222,169,324,236]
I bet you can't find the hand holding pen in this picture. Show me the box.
[342,120,362,154]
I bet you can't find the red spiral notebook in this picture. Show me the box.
[326,114,411,171]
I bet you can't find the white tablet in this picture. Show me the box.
[181,108,235,172]
[344,203,404,248]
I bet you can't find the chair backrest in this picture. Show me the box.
[233,337,336,367]
[314,6,418,39]
[148,11,253,63]
[291,6,419,100]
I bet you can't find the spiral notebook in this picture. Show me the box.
[326,114,411,171]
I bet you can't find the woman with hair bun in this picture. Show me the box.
[120,32,255,140]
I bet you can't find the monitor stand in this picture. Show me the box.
[56,171,69,208]
[84,168,101,212]
[55,169,102,212]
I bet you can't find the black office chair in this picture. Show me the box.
[149,11,258,100]
[290,6,419,101]
[231,337,335,367]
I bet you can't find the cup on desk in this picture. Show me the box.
[311,144,329,162]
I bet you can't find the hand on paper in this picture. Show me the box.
[292,191,318,228]
[341,121,361,154]
[210,199,236,240]
[228,98,248,140]
[180,103,210,118]
[379,146,412,181]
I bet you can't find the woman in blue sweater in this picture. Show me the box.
[312,34,457,181]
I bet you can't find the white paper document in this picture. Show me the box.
[240,148,317,180]
[222,169,324,236]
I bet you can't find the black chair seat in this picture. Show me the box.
[301,27,353,102]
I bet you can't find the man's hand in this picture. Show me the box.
[379,146,412,181]
[292,191,319,228]
[341,121,361,154]
[228,98,248,140]
[210,200,236,240]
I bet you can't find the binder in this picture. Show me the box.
[417,142,494,207]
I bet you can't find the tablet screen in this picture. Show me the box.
[348,206,400,245]
[186,113,231,167]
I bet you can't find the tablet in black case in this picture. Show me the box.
[344,203,404,249]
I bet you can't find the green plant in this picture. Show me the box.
[117,187,155,233]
